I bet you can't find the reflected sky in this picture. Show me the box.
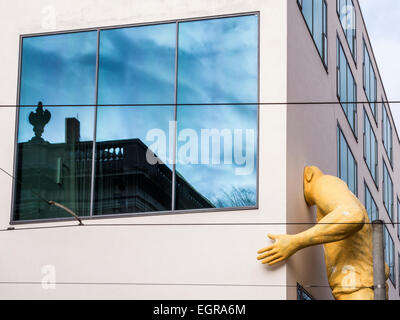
[96,23,176,164]
[18,32,97,143]
[176,15,258,208]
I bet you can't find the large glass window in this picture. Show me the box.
[337,126,357,196]
[383,160,394,221]
[363,41,377,119]
[297,0,328,67]
[382,102,393,165]
[364,183,378,222]
[337,0,357,61]
[13,14,259,221]
[384,226,396,286]
[337,38,357,136]
[363,110,378,184]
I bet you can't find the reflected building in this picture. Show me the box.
[14,105,213,220]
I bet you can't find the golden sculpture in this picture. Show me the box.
[257,166,389,300]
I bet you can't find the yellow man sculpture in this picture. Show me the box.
[257,166,389,300]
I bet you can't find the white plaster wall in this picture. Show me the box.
[0,0,287,299]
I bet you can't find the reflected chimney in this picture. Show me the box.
[65,117,80,144]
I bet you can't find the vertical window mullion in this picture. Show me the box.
[89,29,101,217]
[171,21,179,212]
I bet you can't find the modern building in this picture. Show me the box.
[0,0,398,300]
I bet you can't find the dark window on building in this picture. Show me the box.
[382,102,393,165]
[384,226,396,286]
[337,38,357,136]
[364,183,378,222]
[383,160,394,221]
[337,126,357,196]
[297,0,328,67]
[363,110,378,184]
[363,40,377,120]
[13,14,259,221]
[297,283,315,300]
[337,0,357,62]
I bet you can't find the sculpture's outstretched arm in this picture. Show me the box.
[257,205,365,265]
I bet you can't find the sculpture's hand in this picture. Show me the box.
[257,234,299,265]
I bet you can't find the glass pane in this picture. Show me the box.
[176,15,258,209]
[348,153,355,194]
[95,23,176,215]
[340,47,347,105]
[14,31,97,221]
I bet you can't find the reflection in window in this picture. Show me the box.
[337,38,357,136]
[297,0,328,67]
[176,16,258,209]
[94,23,176,215]
[364,183,378,222]
[337,0,357,61]
[384,226,396,285]
[363,41,377,119]
[363,110,377,183]
[337,126,357,196]
[14,32,97,221]
[383,161,393,221]
[14,15,259,221]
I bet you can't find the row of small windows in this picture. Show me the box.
[363,41,377,119]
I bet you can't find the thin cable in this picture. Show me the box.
[0,167,50,206]
[0,165,397,231]
[0,101,398,107]
[0,280,374,290]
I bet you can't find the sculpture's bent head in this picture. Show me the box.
[303,166,324,206]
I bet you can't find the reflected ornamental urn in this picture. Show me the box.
[28,101,51,143]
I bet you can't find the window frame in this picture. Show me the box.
[337,124,358,196]
[382,100,394,168]
[382,159,394,224]
[397,197,400,242]
[363,107,378,188]
[337,37,358,140]
[384,225,396,287]
[11,12,261,224]
[363,39,378,124]
[336,0,357,65]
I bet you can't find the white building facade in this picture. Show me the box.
[0,0,398,300]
